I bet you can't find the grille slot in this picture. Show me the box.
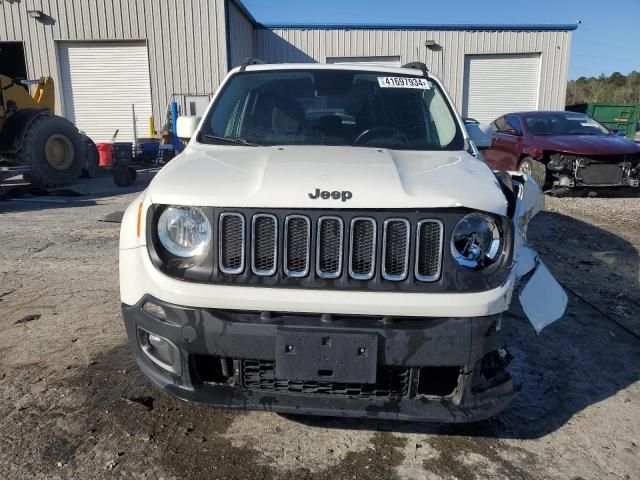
[241,360,411,398]
[316,216,344,279]
[415,220,443,282]
[382,219,410,281]
[349,217,377,280]
[284,215,311,277]
[251,214,277,276]
[219,213,245,274]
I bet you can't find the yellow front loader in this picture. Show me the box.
[0,74,87,187]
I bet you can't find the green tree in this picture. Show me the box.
[567,72,640,105]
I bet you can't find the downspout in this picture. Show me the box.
[224,0,233,71]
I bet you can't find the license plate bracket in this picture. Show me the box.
[275,328,378,383]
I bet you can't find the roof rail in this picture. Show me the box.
[402,62,429,77]
[239,57,265,71]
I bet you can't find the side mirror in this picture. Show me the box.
[466,123,493,150]
[611,129,626,137]
[176,115,201,140]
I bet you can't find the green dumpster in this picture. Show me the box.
[566,103,640,139]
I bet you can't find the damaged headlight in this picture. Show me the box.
[450,213,502,269]
[157,206,212,257]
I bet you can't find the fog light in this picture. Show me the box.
[142,301,167,321]
[137,327,182,374]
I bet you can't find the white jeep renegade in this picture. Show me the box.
[119,62,567,422]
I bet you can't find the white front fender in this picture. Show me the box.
[510,173,567,333]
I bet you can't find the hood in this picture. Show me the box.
[533,134,640,156]
[148,144,508,216]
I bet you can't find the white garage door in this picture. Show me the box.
[462,54,541,124]
[326,56,401,68]
[59,42,153,143]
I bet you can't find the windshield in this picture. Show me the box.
[199,69,464,150]
[525,113,610,136]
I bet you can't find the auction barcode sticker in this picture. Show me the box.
[377,77,430,89]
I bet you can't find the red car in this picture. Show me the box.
[482,111,640,190]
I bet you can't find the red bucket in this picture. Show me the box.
[96,143,114,167]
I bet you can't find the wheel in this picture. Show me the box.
[128,166,138,183]
[518,157,547,188]
[17,114,85,188]
[82,136,100,178]
[113,166,135,187]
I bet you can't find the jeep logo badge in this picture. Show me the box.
[308,188,353,202]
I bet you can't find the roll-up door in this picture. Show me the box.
[462,54,541,123]
[59,42,153,142]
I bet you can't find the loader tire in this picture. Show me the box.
[18,114,84,188]
[518,157,547,189]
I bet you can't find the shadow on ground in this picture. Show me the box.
[0,169,156,213]
[546,186,640,198]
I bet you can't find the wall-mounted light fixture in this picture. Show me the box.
[425,40,439,50]
[27,10,45,19]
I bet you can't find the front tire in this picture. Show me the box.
[519,157,547,189]
[18,114,85,188]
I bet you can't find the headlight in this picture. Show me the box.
[157,206,212,257]
[450,213,502,269]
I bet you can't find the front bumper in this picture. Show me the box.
[122,297,517,423]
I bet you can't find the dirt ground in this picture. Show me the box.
[0,175,638,480]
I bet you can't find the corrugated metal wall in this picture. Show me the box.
[228,1,255,67]
[0,0,573,127]
[255,28,572,111]
[0,0,229,129]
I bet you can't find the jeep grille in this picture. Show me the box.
[216,210,443,283]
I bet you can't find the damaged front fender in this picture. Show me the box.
[510,173,568,333]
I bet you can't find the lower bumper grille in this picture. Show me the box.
[241,360,411,398]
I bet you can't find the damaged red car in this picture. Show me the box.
[483,111,640,190]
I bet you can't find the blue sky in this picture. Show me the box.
[242,0,639,79]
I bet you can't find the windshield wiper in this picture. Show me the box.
[200,133,259,146]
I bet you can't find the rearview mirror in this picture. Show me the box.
[466,123,493,150]
[176,115,201,140]
[504,128,522,136]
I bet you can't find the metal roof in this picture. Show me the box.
[258,23,579,31]
[230,1,578,32]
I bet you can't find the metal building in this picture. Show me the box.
[0,0,576,141]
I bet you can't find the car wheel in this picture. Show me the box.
[519,157,547,189]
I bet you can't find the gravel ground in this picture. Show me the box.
[0,177,638,479]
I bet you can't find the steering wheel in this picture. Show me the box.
[353,127,409,145]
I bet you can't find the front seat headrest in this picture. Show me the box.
[272,97,304,135]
